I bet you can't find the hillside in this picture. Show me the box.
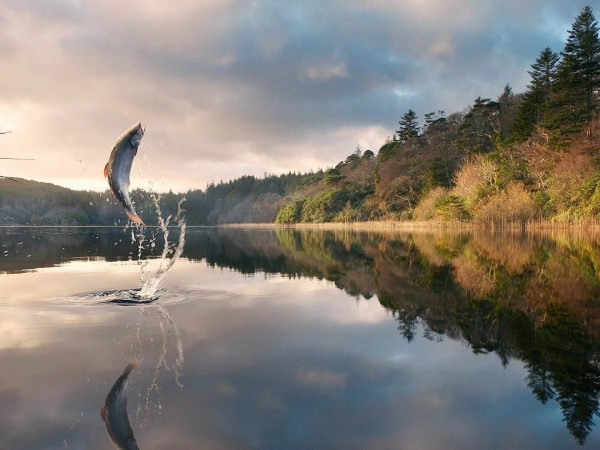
[0,178,110,225]
[0,173,306,226]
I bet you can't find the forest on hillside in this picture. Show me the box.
[1,6,600,227]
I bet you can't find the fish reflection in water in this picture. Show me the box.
[99,304,183,449]
[101,363,140,450]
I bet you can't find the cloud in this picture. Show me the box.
[296,368,348,389]
[0,0,595,191]
[303,59,349,81]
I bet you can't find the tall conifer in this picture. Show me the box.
[544,6,600,142]
[396,110,420,143]
[512,48,559,141]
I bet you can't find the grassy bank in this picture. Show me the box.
[223,218,600,232]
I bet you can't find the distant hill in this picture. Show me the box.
[0,178,121,225]
[0,173,307,226]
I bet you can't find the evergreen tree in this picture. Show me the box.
[544,6,600,142]
[456,97,500,152]
[530,47,560,98]
[396,109,420,143]
[424,112,436,128]
[423,111,449,147]
[498,83,515,109]
[561,6,600,120]
[512,48,560,141]
[496,84,519,140]
[424,110,447,130]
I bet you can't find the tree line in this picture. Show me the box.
[0,172,314,225]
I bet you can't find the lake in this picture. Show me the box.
[2,226,600,449]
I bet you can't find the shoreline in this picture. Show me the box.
[222,219,600,232]
[3,219,600,233]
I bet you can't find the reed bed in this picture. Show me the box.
[222,218,600,233]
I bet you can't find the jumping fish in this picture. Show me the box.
[101,362,140,450]
[104,123,145,224]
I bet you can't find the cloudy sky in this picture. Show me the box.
[0,0,593,192]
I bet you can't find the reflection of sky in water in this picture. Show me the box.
[1,258,597,449]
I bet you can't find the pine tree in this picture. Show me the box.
[544,6,600,143]
[498,83,515,109]
[512,48,560,141]
[497,84,518,141]
[456,97,500,152]
[396,109,420,143]
[559,6,600,120]
[424,110,447,129]
[424,112,436,128]
[529,47,560,98]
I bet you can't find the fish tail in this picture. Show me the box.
[125,362,139,373]
[125,209,144,225]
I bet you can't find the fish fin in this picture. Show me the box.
[125,209,144,225]
[104,163,109,178]
[100,405,105,417]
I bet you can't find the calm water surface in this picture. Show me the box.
[2,226,600,449]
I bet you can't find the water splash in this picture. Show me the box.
[137,194,186,299]
[131,304,184,428]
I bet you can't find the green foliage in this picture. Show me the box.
[546,170,600,221]
[435,195,471,221]
[275,198,307,224]
[542,97,589,149]
[532,191,552,218]
[396,109,420,143]
[422,157,453,189]
[513,47,560,141]
[0,172,302,225]
[455,97,501,153]
[490,151,531,188]
[301,189,350,222]
[581,172,600,216]
[0,178,114,225]
[542,6,600,146]
[324,168,346,184]
[377,142,399,162]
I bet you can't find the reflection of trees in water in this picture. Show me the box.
[6,226,600,443]
[512,305,600,445]
[268,229,600,445]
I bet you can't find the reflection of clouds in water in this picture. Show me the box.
[176,266,391,325]
[0,303,116,349]
[1,261,143,304]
